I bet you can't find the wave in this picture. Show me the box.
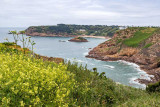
[117,60,154,81]
[76,59,86,63]
[90,63,95,65]
[66,58,88,64]
[118,60,139,68]
[103,65,115,69]
[129,77,146,89]
[83,52,88,56]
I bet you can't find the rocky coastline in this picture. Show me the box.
[86,27,160,85]
[26,32,108,39]
[26,32,74,37]
[86,54,160,85]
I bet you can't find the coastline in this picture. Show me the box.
[26,33,110,39]
[79,35,110,39]
[85,27,160,85]
[116,60,154,87]
[86,55,157,85]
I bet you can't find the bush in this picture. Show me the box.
[77,37,86,40]
[0,52,75,106]
[2,42,15,46]
[1,41,160,106]
[146,81,160,92]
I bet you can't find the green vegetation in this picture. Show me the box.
[123,28,157,47]
[0,43,160,106]
[26,24,119,37]
[0,51,75,106]
[77,37,87,40]
[146,81,160,92]
[0,30,160,106]
[9,30,36,54]
[2,42,15,46]
[144,43,153,48]
[9,31,19,45]
[116,39,122,44]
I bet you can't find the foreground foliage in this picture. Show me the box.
[146,81,160,92]
[0,43,160,106]
[0,45,75,106]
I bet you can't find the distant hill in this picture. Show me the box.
[25,24,119,37]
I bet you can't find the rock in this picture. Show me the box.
[68,37,88,42]
[86,27,160,85]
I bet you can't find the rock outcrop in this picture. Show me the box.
[86,27,160,85]
[68,37,88,42]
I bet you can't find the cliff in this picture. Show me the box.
[25,24,119,37]
[86,27,160,84]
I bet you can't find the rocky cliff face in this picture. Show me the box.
[86,27,160,84]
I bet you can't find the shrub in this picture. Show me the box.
[2,42,15,46]
[1,40,160,106]
[0,52,75,106]
[77,37,86,40]
[146,81,160,92]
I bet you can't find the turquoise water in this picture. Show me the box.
[0,27,153,89]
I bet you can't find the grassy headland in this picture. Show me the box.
[25,24,119,37]
[87,27,160,85]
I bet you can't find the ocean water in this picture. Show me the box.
[0,27,153,89]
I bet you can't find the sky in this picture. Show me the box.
[0,0,160,27]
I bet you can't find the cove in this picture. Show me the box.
[0,27,151,89]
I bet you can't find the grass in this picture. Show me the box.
[0,42,160,106]
[123,28,157,47]
[144,43,153,48]
[116,39,122,44]
[118,93,160,107]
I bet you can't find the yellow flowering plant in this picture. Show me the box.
[0,50,76,106]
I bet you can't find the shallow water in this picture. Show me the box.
[0,27,152,89]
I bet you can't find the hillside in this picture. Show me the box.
[25,24,119,37]
[86,27,160,84]
[0,42,160,106]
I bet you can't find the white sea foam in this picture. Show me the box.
[118,60,139,68]
[66,58,87,64]
[83,52,88,56]
[129,77,146,89]
[117,60,154,87]
[76,59,85,63]
[82,46,87,49]
[103,65,115,69]
[90,63,95,65]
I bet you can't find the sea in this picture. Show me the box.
[0,27,154,89]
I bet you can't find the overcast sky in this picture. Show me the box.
[0,0,160,27]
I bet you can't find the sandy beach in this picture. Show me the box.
[79,35,111,39]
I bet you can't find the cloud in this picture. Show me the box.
[0,0,160,27]
[72,10,121,20]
